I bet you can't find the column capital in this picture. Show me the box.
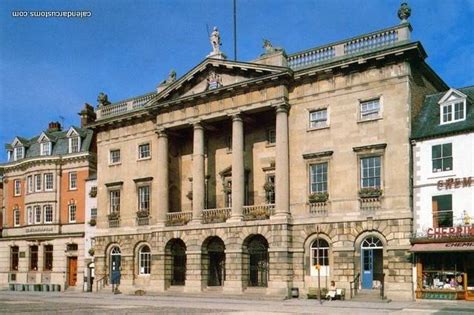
[191,120,204,129]
[155,128,168,138]
[227,110,243,121]
[273,102,290,113]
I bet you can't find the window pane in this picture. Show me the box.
[432,145,441,158]
[442,143,452,157]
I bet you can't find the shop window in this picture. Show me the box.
[10,246,19,271]
[30,245,38,271]
[44,245,53,271]
[432,195,453,227]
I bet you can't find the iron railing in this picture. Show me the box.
[350,272,360,299]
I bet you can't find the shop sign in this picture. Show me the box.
[437,176,472,190]
[444,242,474,249]
[427,226,474,238]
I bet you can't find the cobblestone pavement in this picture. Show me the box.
[0,291,473,315]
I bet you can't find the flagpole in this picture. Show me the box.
[233,0,237,61]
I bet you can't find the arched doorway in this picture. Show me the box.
[361,236,383,289]
[110,246,121,286]
[168,239,186,286]
[205,237,225,286]
[245,235,269,287]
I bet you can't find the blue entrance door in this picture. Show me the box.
[110,248,121,285]
[362,249,373,289]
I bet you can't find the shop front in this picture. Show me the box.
[411,228,474,301]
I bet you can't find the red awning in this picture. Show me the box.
[410,241,474,252]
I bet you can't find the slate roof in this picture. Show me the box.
[4,126,93,163]
[411,86,474,140]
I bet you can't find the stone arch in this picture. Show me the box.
[242,234,269,288]
[201,236,226,287]
[354,230,388,290]
[237,226,273,249]
[133,241,153,276]
[164,238,187,288]
[302,232,333,280]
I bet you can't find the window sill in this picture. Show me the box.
[109,162,121,167]
[307,126,329,132]
[428,172,455,180]
[137,157,151,162]
[357,117,383,124]
[265,143,276,148]
[68,188,78,191]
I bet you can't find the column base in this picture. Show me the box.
[226,215,243,223]
[271,212,290,223]
[188,218,201,225]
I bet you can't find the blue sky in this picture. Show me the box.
[1,0,473,161]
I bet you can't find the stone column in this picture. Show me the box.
[274,104,290,218]
[184,250,203,292]
[223,248,244,293]
[191,122,205,223]
[229,113,244,221]
[156,129,168,225]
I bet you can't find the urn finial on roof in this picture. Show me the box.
[398,2,411,24]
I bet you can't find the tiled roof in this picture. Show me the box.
[411,86,474,140]
[3,126,93,162]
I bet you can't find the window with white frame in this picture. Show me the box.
[68,203,77,223]
[44,205,53,223]
[35,174,42,192]
[360,156,381,188]
[13,208,20,227]
[110,149,121,164]
[432,143,452,172]
[138,143,150,159]
[14,146,24,161]
[310,238,330,276]
[34,206,42,224]
[110,190,120,213]
[69,172,77,190]
[27,206,33,225]
[138,186,150,211]
[40,142,51,156]
[309,162,328,193]
[14,179,21,196]
[27,176,33,193]
[69,136,80,153]
[139,245,151,275]
[360,99,381,120]
[309,109,328,129]
[44,173,54,191]
[441,100,466,124]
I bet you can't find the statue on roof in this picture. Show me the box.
[160,70,177,85]
[398,3,411,23]
[210,26,221,54]
[97,92,111,107]
[261,39,284,56]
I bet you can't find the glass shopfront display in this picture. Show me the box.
[416,252,474,300]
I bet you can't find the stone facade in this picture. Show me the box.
[90,20,447,301]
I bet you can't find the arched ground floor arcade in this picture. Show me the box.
[93,217,413,300]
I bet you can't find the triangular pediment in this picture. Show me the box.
[11,137,26,147]
[37,132,51,143]
[155,58,288,103]
[66,127,80,138]
[438,88,467,104]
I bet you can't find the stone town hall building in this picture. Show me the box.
[90,6,447,300]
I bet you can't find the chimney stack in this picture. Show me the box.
[79,103,97,127]
[48,121,62,132]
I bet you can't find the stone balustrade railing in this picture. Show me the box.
[307,202,328,217]
[288,24,410,69]
[96,92,155,120]
[243,204,275,220]
[359,197,382,213]
[166,211,192,226]
[202,207,231,223]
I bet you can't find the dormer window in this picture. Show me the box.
[66,127,81,154]
[69,136,80,153]
[40,142,51,156]
[13,146,24,161]
[438,88,467,125]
